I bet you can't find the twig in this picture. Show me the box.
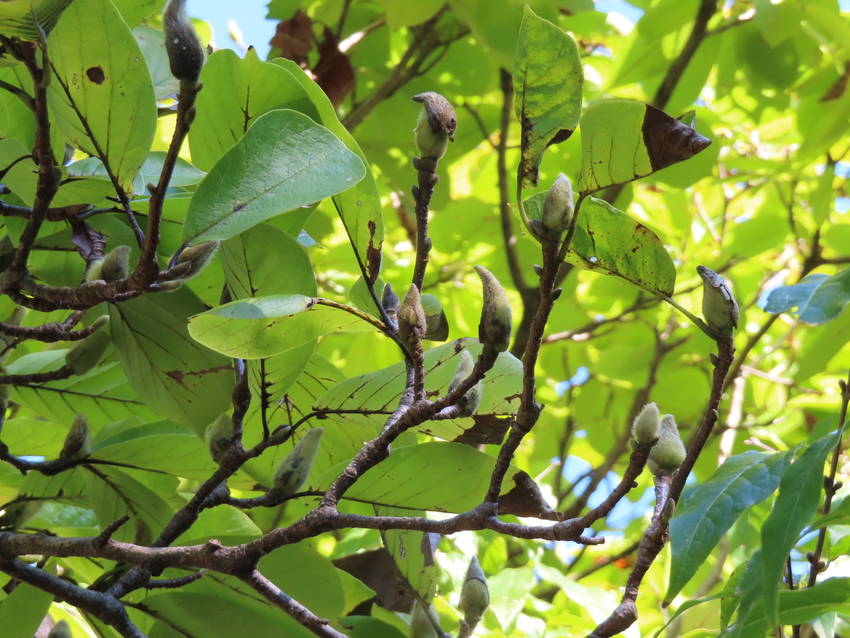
[411,160,438,292]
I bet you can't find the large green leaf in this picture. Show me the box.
[666,450,792,603]
[94,433,217,480]
[763,267,850,324]
[0,0,72,39]
[48,0,156,188]
[576,99,711,193]
[274,59,384,285]
[188,48,319,171]
[513,5,583,186]
[761,432,839,626]
[109,288,235,434]
[182,109,366,244]
[524,194,676,296]
[0,582,52,638]
[187,294,369,360]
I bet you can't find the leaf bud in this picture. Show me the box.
[410,599,440,638]
[449,350,483,417]
[398,284,427,347]
[60,415,92,460]
[542,173,574,233]
[166,241,220,281]
[382,282,400,320]
[65,316,110,375]
[204,413,233,464]
[460,555,489,625]
[47,620,72,638]
[697,265,738,337]
[269,424,292,445]
[474,265,512,352]
[100,245,131,282]
[412,92,456,162]
[631,402,660,445]
[420,293,449,341]
[271,428,323,498]
[647,414,686,476]
[163,0,205,82]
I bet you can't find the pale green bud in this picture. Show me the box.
[647,414,686,476]
[269,424,292,445]
[460,555,489,625]
[398,284,427,347]
[412,92,456,161]
[272,428,323,498]
[164,0,205,82]
[449,350,483,417]
[167,241,220,281]
[697,265,738,337]
[542,173,574,233]
[631,402,660,445]
[421,293,449,341]
[65,316,110,375]
[205,413,233,464]
[60,415,92,460]
[410,599,440,638]
[474,265,512,352]
[100,245,131,283]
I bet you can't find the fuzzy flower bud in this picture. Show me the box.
[398,284,427,348]
[60,415,92,460]
[421,293,449,341]
[166,241,220,281]
[204,412,233,464]
[449,350,483,417]
[474,265,512,352]
[542,173,574,233]
[647,414,686,476]
[412,92,456,162]
[65,316,110,375]
[382,282,400,321]
[631,402,660,445]
[460,555,489,626]
[99,245,131,283]
[697,265,738,337]
[163,0,205,82]
[271,428,323,498]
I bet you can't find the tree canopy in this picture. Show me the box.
[0,0,850,637]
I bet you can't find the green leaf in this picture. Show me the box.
[325,442,522,512]
[109,287,235,434]
[274,59,385,285]
[259,544,347,619]
[182,109,366,244]
[48,0,156,188]
[763,267,850,324]
[133,24,179,101]
[513,5,583,186]
[0,0,72,39]
[112,0,164,27]
[794,308,850,381]
[94,433,217,480]
[188,48,320,171]
[761,432,839,626]
[376,0,443,28]
[187,295,369,360]
[666,450,792,602]
[576,99,711,194]
[0,582,52,638]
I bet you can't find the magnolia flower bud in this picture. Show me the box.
[449,350,483,417]
[410,599,440,638]
[631,402,660,445]
[382,282,400,320]
[421,293,449,341]
[60,415,92,460]
[166,241,220,281]
[460,555,489,626]
[269,424,292,445]
[412,92,456,161]
[398,284,427,347]
[475,265,512,352]
[163,0,205,82]
[204,413,233,463]
[100,245,131,283]
[272,428,323,498]
[697,265,738,337]
[47,620,72,638]
[647,414,686,476]
[65,316,110,375]
[542,173,574,233]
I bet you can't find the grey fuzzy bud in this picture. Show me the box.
[167,241,220,281]
[398,284,427,347]
[60,415,92,460]
[205,413,233,463]
[542,173,574,233]
[449,350,483,417]
[631,402,660,445]
[65,315,110,375]
[460,555,489,625]
[412,92,456,161]
[647,414,686,476]
[272,428,323,498]
[269,424,292,445]
[100,245,131,283]
[382,282,400,320]
[697,265,738,337]
[164,0,205,82]
[475,265,512,352]
[420,293,449,341]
